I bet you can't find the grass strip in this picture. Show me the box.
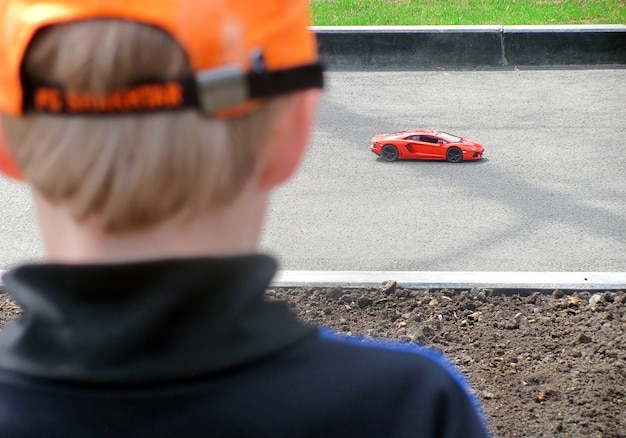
[311,0,626,26]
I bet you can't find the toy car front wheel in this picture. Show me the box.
[381,145,399,162]
[446,147,463,163]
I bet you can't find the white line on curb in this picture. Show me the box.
[272,271,626,290]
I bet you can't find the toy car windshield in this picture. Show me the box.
[437,132,462,142]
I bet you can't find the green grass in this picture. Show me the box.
[310,0,626,25]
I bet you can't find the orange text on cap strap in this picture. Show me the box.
[34,83,184,114]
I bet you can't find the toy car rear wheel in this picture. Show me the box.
[381,145,399,162]
[446,147,463,163]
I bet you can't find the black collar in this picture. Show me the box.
[0,255,315,383]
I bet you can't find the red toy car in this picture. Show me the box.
[371,129,484,162]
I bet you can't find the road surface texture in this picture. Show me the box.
[1,68,625,272]
[261,68,626,271]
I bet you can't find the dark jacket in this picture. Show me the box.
[0,255,490,437]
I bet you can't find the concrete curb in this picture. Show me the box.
[2,269,624,292]
[313,25,626,68]
[272,271,626,291]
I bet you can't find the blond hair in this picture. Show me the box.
[3,20,278,233]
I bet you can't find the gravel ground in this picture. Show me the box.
[267,285,626,438]
[1,285,625,437]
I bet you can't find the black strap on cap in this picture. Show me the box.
[249,63,324,99]
[23,63,324,116]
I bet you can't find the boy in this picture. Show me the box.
[0,1,490,436]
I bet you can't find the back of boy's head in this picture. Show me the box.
[0,1,323,233]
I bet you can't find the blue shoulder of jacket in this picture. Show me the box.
[318,326,489,431]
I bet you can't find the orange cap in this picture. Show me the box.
[0,0,322,116]
[0,0,323,180]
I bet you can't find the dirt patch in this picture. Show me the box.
[1,286,625,437]
[267,286,626,438]
[0,293,21,326]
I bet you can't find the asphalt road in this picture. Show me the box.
[261,68,626,271]
[1,68,625,272]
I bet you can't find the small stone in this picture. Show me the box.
[468,311,483,321]
[396,289,410,298]
[428,298,439,306]
[422,326,435,338]
[504,319,520,330]
[379,280,397,295]
[589,293,603,309]
[567,296,581,307]
[469,287,491,302]
[406,328,420,342]
[340,294,354,303]
[514,312,528,325]
[462,300,477,311]
[553,289,565,298]
[572,333,592,345]
[326,287,343,300]
[526,292,542,304]
[356,297,373,308]
[481,391,496,399]
[408,314,422,323]
[457,353,473,365]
